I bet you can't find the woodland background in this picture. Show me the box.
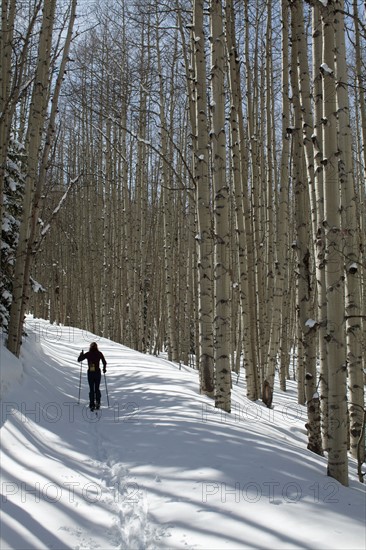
[1,0,365,486]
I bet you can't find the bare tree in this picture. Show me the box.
[8,0,77,356]
[210,0,231,412]
[192,0,215,397]
[320,0,348,486]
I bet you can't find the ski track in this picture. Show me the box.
[53,401,164,550]
[88,408,160,550]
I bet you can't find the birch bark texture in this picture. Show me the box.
[334,0,364,464]
[7,0,58,356]
[193,0,215,397]
[7,0,77,356]
[320,1,348,486]
[210,0,231,412]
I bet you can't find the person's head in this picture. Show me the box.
[89,342,99,351]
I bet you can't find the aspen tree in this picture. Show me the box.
[310,0,329,450]
[256,58,269,381]
[0,0,43,229]
[210,0,231,412]
[263,0,281,400]
[291,13,310,406]
[225,0,259,400]
[334,0,364,462]
[120,74,133,346]
[290,0,322,455]
[80,56,95,332]
[353,0,366,388]
[8,0,58,356]
[175,3,200,368]
[268,3,293,390]
[119,74,130,344]
[129,18,150,351]
[179,156,195,367]
[173,43,193,366]
[320,1,348,486]
[193,0,215,397]
[277,0,291,391]
[156,14,178,361]
[0,0,16,229]
[8,0,77,349]
[244,0,262,381]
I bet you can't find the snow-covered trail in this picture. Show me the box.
[1,319,159,549]
[1,317,365,550]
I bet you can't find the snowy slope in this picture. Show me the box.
[0,316,365,550]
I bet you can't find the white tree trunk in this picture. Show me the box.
[321,2,348,486]
[210,0,231,412]
[335,0,364,462]
[193,0,215,397]
[7,0,57,356]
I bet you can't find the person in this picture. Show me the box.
[78,342,107,411]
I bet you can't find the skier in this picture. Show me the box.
[78,342,107,411]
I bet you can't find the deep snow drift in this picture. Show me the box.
[0,316,365,550]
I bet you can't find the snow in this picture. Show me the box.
[1,316,365,550]
[1,290,12,302]
[320,63,333,75]
[7,178,17,192]
[40,223,50,237]
[2,214,15,233]
[5,160,20,175]
[30,278,46,294]
[0,344,23,401]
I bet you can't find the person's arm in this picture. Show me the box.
[78,350,87,362]
[100,352,107,372]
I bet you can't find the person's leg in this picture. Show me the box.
[88,371,95,408]
[95,371,101,407]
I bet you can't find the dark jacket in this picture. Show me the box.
[78,349,107,372]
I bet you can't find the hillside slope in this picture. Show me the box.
[1,316,365,549]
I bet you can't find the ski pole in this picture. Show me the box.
[77,358,83,404]
[104,372,110,407]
